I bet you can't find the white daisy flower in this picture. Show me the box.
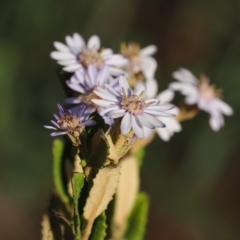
[92,76,174,139]
[50,33,128,75]
[170,68,233,131]
[120,42,157,80]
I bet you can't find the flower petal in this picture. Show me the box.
[50,51,76,60]
[51,132,67,137]
[92,99,116,107]
[63,64,81,72]
[53,41,70,52]
[140,45,157,56]
[172,68,198,84]
[120,112,132,134]
[132,116,144,139]
[119,75,132,96]
[138,114,155,129]
[87,35,100,50]
[142,113,166,128]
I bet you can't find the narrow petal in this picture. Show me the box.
[96,66,110,85]
[93,90,119,102]
[73,33,85,48]
[88,64,98,87]
[156,127,171,141]
[138,114,155,129]
[105,55,128,66]
[100,106,119,116]
[53,42,70,52]
[135,84,145,96]
[147,104,175,111]
[63,64,81,72]
[44,125,57,130]
[65,97,81,104]
[157,89,174,103]
[172,68,198,84]
[141,57,157,79]
[214,99,233,116]
[87,35,100,50]
[51,120,60,128]
[144,109,175,117]
[82,120,96,126]
[132,116,144,139]
[145,79,158,98]
[105,84,121,97]
[66,81,85,93]
[101,48,113,57]
[142,113,166,128]
[108,109,125,118]
[51,132,67,137]
[209,115,223,131]
[119,75,132,96]
[57,59,77,66]
[140,45,157,56]
[50,51,76,60]
[91,99,116,107]
[120,112,132,134]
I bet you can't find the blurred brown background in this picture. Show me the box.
[0,0,240,239]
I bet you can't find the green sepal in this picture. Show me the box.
[71,172,85,239]
[52,139,70,206]
[89,212,107,240]
[125,192,149,240]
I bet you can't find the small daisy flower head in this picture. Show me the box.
[92,76,175,139]
[120,42,157,82]
[170,68,233,131]
[44,104,95,146]
[50,33,128,75]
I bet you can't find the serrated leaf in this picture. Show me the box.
[112,156,140,239]
[82,166,121,240]
[125,192,149,240]
[52,139,70,205]
[89,212,107,240]
[71,172,85,240]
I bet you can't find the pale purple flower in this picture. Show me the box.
[92,76,174,139]
[44,104,95,145]
[170,68,233,131]
[50,33,127,75]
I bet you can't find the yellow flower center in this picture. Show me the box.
[120,88,146,115]
[198,74,221,100]
[79,47,104,69]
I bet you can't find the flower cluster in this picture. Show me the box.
[45,33,233,144]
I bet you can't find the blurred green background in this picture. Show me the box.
[1,0,240,239]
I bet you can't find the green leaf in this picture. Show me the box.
[135,148,145,169]
[125,192,149,240]
[52,139,70,205]
[89,212,107,240]
[71,172,85,240]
